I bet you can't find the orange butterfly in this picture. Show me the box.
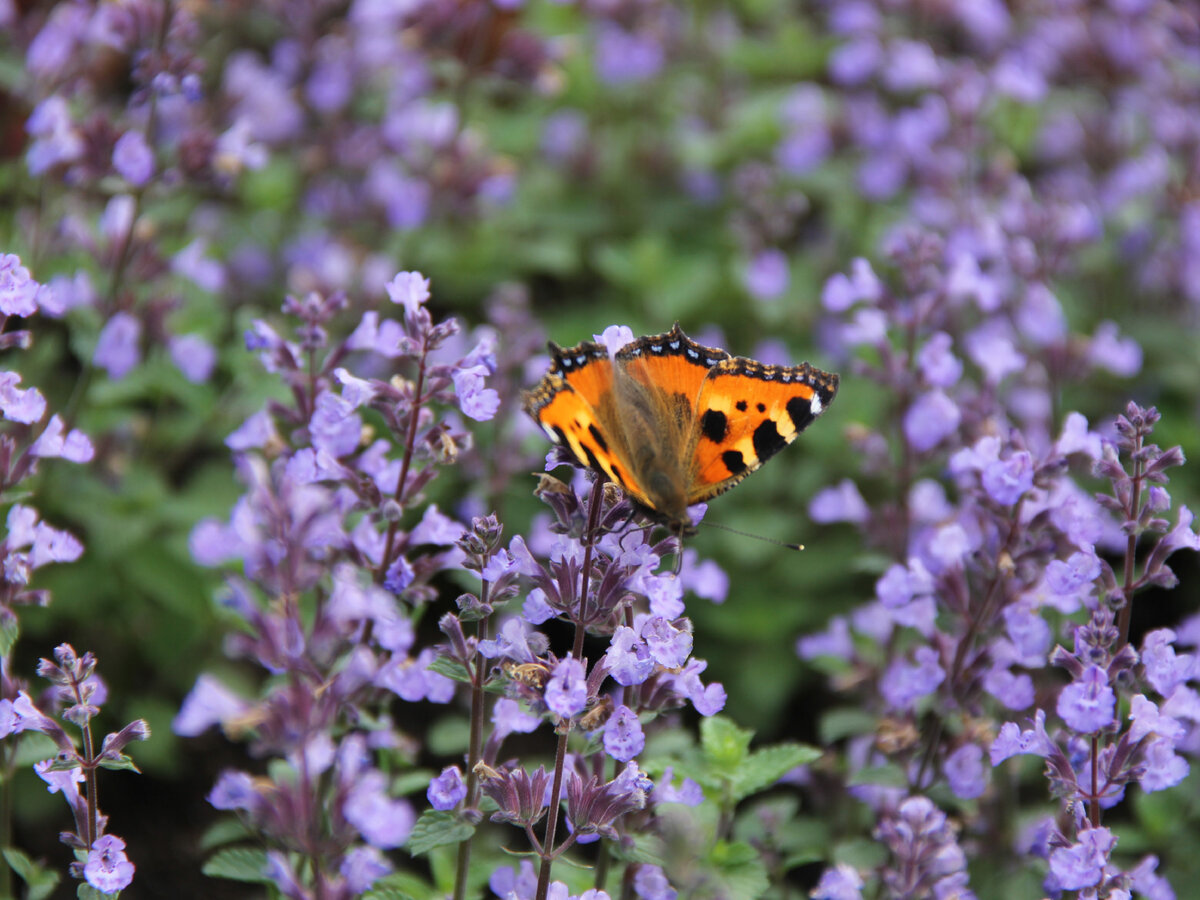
[524,324,839,534]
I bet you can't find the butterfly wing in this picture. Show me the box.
[523,339,654,506]
[687,356,839,504]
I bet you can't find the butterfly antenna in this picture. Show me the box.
[698,521,805,551]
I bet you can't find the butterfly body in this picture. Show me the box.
[524,324,838,533]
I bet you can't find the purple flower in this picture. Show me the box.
[1044,550,1101,607]
[545,656,588,718]
[173,239,226,293]
[605,626,655,686]
[796,616,853,661]
[93,312,142,380]
[173,675,250,737]
[903,390,960,453]
[492,697,541,740]
[640,617,692,668]
[809,478,869,524]
[29,414,94,463]
[427,765,467,810]
[651,767,703,806]
[112,131,155,186]
[603,704,645,762]
[990,710,1053,763]
[84,835,135,894]
[168,334,217,383]
[876,559,932,609]
[981,451,1034,505]
[1003,605,1051,665]
[594,25,664,85]
[965,323,1025,383]
[1141,629,1196,697]
[1088,321,1142,376]
[811,862,864,900]
[944,743,987,799]
[1140,739,1190,792]
[345,770,416,848]
[1057,665,1115,734]
[454,365,501,422]
[0,372,47,424]
[1047,826,1114,891]
[226,410,278,451]
[310,391,362,457]
[340,846,392,894]
[385,271,430,319]
[633,864,677,900]
[742,249,790,300]
[829,35,880,85]
[0,254,48,317]
[208,770,260,812]
[880,646,945,711]
[917,332,963,387]
[25,95,83,175]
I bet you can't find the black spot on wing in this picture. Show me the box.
[588,423,609,453]
[735,400,748,412]
[786,396,815,432]
[722,449,747,475]
[582,444,604,474]
[752,419,786,462]
[700,409,728,443]
[756,402,766,413]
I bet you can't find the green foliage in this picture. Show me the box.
[200,847,273,884]
[406,810,476,857]
[2,846,61,900]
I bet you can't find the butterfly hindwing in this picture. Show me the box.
[689,357,839,504]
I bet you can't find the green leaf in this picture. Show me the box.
[709,840,770,900]
[0,615,17,657]
[847,764,908,789]
[3,846,62,900]
[199,818,254,851]
[97,754,141,773]
[405,810,475,856]
[426,655,472,684]
[728,743,822,802]
[700,716,753,772]
[818,707,878,744]
[201,847,273,883]
[78,884,111,900]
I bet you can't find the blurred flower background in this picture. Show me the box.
[1,1,1199,898]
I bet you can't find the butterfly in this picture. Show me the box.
[523,324,839,534]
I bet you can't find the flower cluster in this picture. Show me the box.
[1,645,148,895]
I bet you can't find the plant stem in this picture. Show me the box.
[535,477,605,900]
[453,584,492,900]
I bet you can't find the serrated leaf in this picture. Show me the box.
[426,655,471,684]
[700,716,753,772]
[709,840,770,900]
[0,616,17,657]
[97,754,141,773]
[405,809,475,856]
[4,845,62,900]
[728,743,822,802]
[201,847,273,883]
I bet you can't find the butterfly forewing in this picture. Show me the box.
[688,357,839,504]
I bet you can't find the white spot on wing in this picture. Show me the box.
[810,395,823,416]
